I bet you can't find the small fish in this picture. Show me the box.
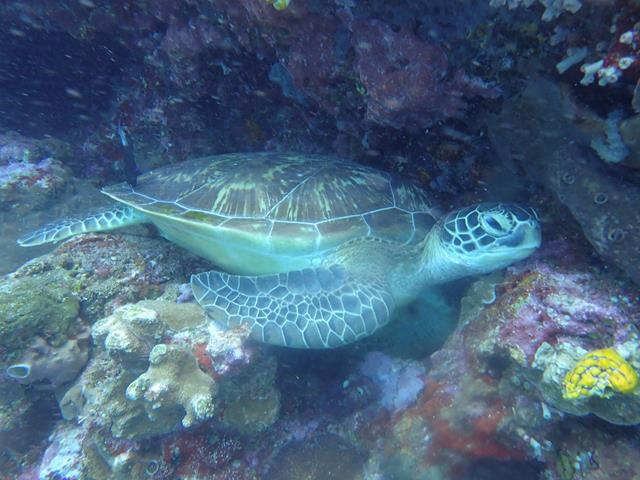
[265,0,290,10]
[117,124,140,187]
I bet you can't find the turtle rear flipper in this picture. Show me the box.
[18,205,143,247]
[191,265,394,348]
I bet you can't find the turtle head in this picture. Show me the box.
[420,203,540,284]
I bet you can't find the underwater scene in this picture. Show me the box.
[1,0,639,479]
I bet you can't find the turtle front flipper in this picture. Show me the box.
[18,205,144,247]
[191,265,394,349]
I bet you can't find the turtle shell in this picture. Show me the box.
[103,153,439,271]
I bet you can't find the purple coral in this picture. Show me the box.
[37,424,86,480]
[359,351,426,412]
[176,283,194,303]
[352,19,499,130]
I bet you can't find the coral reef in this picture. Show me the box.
[359,351,426,412]
[63,299,279,439]
[491,0,639,96]
[378,244,640,477]
[9,233,208,322]
[16,298,278,478]
[0,132,109,275]
[5,237,640,479]
[0,132,71,215]
[0,0,499,212]
[160,430,246,479]
[579,14,640,88]
[126,344,218,429]
[351,19,499,130]
[490,0,582,21]
[37,423,86,480]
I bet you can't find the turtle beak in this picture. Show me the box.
[502,218,541,255]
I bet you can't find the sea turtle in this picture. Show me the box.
[19,152,540,348]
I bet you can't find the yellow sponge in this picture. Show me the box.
[563,348,638,400]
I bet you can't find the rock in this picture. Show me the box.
[6,327,89,388]
[9,233,208,323]
[0,275,79,358]
[488,76,640,286]
[0,381,29,432]
[37,423,86,480]
[266,433,365,480]
[378,245,640,477]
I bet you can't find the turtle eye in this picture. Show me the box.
[480,212,512,237]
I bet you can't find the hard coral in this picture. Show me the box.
[12,233,209,322]
[580,15,640,87]
[126,344,218,429]
[91,303,167,367]
[62,300,215,439]
[563,348,639,399]
[61,299,280,443]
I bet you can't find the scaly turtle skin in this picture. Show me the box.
[19,152,541,348]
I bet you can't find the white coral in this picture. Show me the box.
[126,344,217,428]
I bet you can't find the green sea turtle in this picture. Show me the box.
[19,152,540,348]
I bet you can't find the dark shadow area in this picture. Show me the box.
[0,29,132,137]
[462,459,545,480]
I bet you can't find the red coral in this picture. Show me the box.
[193,342,214,372]
[162,431,243,477]
[352,19,498,130]
[415,382,523,463]
[583,13,640,87]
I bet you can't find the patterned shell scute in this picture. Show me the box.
[103,152,438,245]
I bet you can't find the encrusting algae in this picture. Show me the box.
[563,348,639,400]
